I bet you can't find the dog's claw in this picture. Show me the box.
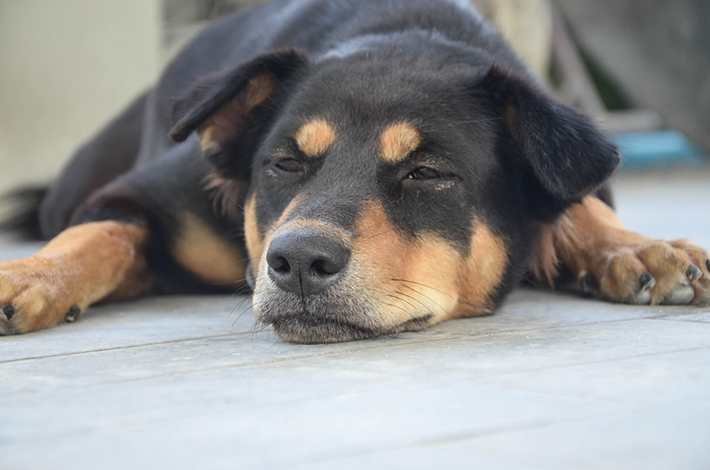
[686,264,703,281]
[65,306,81,323]
[0,304,20,335]
[1,304,15,320]
[639,272,656,291]
[580,273,594,294]
[706,259,710,273]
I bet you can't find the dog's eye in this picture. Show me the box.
[407,167,441,180]
[274,158,303,173]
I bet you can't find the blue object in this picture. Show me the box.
[611,130,706,169]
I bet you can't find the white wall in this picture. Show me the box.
[0,0,161,193]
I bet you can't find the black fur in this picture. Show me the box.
[0,187,48,241]
[0,0,622,342]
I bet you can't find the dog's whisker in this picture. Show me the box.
[398,284,457,323]
[229,292,253,319]
[387,293,420,316]
[394,289,438,315]
[365,229,397,241]
[383,302,415,317]
[354,221,386,238]
[394,278,474,316]
[222,256,262,267]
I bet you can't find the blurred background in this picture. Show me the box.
[0,0,708,195]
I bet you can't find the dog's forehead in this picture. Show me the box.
[253,50,500,241]
[271,61,495,166]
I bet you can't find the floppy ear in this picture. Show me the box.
[170,50,309,179]
[481,66,620,216]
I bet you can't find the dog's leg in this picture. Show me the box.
[531,196,710,305]
[0,221,149,335]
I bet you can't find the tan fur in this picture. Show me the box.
[245,192,307,277]
[244,191,265,276]
[379,122,422,163]
[204,171,243,221]
[352,202,462,327]
[172,213,246,285]
[0,221,148,333]
[275,193,306,227]
[455,220,509,318]
[346,203,511,328]
[532,196,710,304]
[528,224,558,287]
[295,119,337,157]
[198,73,277,150]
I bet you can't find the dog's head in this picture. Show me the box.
[171,37,618,343]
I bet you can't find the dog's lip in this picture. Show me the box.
[271,315,377,337]
[266,312,434,344]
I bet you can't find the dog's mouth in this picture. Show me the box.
[253,279,435,343]
[267,312,433,344]
[269,315,379,344]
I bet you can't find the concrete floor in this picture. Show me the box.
[1,169,709,470]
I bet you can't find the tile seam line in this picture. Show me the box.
[656,318,710,325]
[0,310,701,364]
[278,401,710,469]
[5,344,710,400]
[0,331,258,364]
[288,344,710,384]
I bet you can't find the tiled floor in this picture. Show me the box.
[1,169,709,469]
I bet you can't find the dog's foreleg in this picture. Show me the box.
[531,196,710,305]
[0,221,150,334]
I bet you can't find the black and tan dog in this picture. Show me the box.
[1,0,708,343]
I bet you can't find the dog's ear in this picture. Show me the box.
[480,65,620,217]
[170,50,309,178]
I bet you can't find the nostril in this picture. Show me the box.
[271,256,291,275]
[310,259,329,277]
[311,258,343,277]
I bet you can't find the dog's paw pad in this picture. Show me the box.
[661,284,695,305]
[625,291,651,305]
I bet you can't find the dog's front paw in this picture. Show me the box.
[585,239,710,306]
[0,257,83,335]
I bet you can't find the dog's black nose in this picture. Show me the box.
[266,231,350,297]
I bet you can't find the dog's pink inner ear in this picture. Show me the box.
[197,74,277,152]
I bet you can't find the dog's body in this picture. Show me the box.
[1,0,708,342]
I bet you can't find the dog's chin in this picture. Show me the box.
[253,285,434,344]
[254,289,383,344]
[270,316,380,344]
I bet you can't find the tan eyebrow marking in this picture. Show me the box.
[379,122,423,163]
[295,119,337,157]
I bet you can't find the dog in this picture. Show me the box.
[1,0,708,343]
